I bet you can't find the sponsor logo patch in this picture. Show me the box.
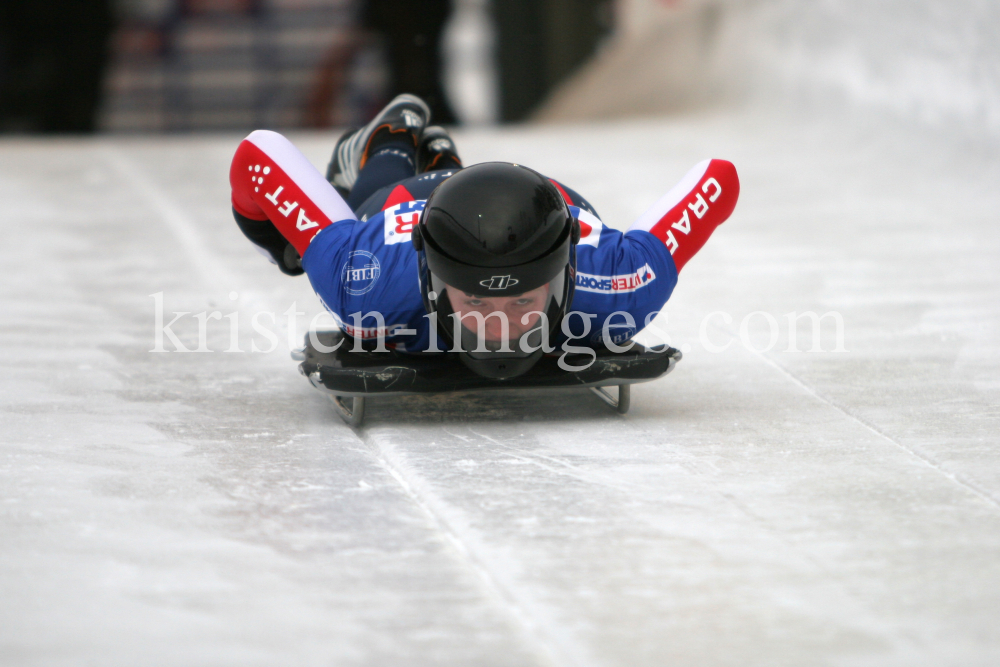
[383,200,426,245]
[575,264,656,294]
[480,275,519,290]
[401,109,422,128]
[342,250,381,295]
[427,137,452,152]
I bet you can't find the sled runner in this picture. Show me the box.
[292,330,682,427]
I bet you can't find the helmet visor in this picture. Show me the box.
[431,271,566,358]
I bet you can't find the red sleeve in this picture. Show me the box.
[229,130,357,255]
[628,159,740,273]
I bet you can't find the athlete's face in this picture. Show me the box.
[446,283,551,342]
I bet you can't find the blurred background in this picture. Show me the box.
[1,0,999,138]
[0,0,610,132]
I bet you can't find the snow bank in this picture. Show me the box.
[537,0,1000,139]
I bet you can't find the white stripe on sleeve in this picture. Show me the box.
[246,130,358,224]
[628,159,711,232]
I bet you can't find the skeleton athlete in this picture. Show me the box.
[229,94,740,378]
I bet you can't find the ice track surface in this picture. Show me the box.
[2,107,1000,666]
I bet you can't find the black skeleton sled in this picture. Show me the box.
[292,330,682,427]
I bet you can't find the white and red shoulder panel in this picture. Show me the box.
[574,207,603,247]
[629,159,739,273]
[230,130,357,255]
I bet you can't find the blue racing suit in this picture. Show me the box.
[229,130,739,353]
[301,170,677,351]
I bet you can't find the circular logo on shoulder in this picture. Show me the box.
[342,250,381,296]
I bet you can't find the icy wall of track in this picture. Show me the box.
[747,0,1000,137]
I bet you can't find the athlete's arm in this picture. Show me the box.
[567,160,740,345]
[229,130,358,261]
[229,130,430,346]
[627,159,740,273]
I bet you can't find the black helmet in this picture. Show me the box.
[412,162,580,378]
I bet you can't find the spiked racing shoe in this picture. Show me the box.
[416,125,463,173]
[325,126,359,199]
[325,93,431,195]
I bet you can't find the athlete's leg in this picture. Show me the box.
[346,117,464,210]
[326,94,430,211]
[348,125,465,219]
[351,167,462,221]
[347,137,419,210]
[416,126,462,173]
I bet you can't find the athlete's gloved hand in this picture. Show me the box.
[232,208,303,276]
